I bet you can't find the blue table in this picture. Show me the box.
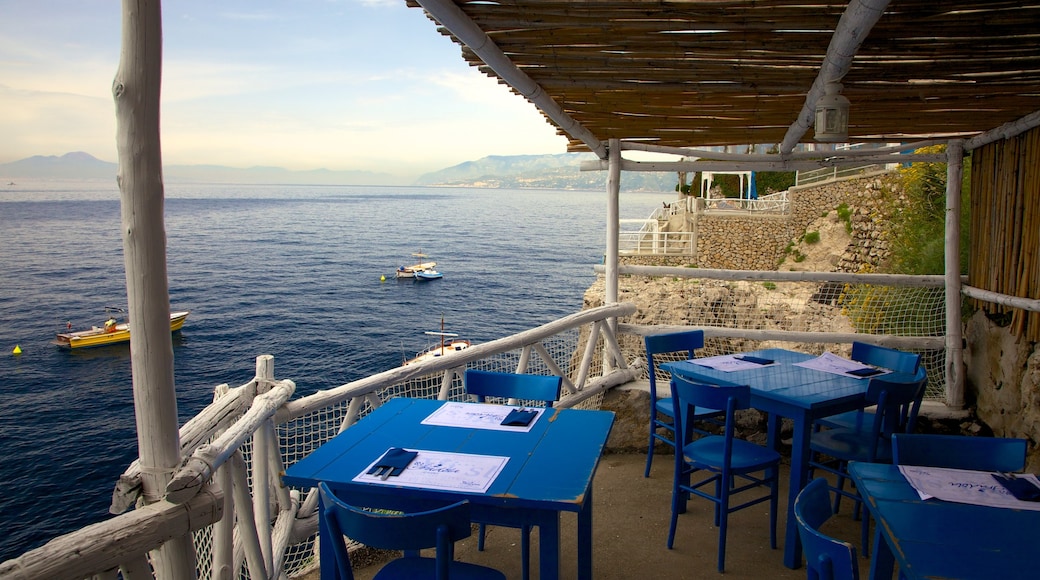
[850,462,1040,579]
[663,348,914,569]
[283,397,615,580]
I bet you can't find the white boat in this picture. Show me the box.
[414,269,443,281]
[403,319,471,365]
[395,251,436,279]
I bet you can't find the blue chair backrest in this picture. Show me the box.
[670,374,748,457]
[892,433,1028,472]
[464,369,562,407]
[866,367,927,432]
[645,330,704,396]
[851,341,920,374]
[795,478,859,580]
[318,482,474,580]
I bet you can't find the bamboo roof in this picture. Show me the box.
[407,0,1040,154]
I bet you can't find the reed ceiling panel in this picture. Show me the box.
[408,0,1040,150]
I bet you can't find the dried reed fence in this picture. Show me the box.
[969,126,1040,342]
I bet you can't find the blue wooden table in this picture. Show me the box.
[283,397,615,580]
[662,348,913,569]
[850,462,1040,579]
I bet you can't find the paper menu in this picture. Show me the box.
[421,401,545,432]
[353,449,509,494]
[690,354,776,372]
[793,351,890,378]
[898,465,1040,511]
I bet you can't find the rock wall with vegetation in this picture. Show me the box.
[693,172,894,271]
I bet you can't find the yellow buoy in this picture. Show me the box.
[380,275,386,282]
[13,345,22,355]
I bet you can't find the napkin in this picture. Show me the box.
[737,355,774,365]
[848,367,883,377]
[501,408,538,427]
[992,474,1040,501]
[368,447,418,479]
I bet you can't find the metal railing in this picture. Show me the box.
[699,190,789,213]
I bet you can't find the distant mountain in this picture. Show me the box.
[0,151,679,191]
[0,152,397,185]
[0,152,118,179]
[414,153,677,192]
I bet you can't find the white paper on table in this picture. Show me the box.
[689,353,776,372]
[897,465,1040,511]
[792,351,890,378]
[353,449,509,494]
[421,401,545,432]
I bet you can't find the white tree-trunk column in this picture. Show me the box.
[604,139,621,372]
[945,140,965,408]
[113,0,194,577]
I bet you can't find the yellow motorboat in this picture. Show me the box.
[56,310,189,349]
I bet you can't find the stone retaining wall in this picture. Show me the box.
[634,171,897,272]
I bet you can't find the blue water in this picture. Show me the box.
[0,180,665,562]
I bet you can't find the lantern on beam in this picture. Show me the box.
[814,81,850,143]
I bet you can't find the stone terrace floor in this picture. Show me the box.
[297,452,877,580]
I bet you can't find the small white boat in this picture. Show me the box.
[414,269,443,281]
[396,251,436,279]
[403,319,471,365]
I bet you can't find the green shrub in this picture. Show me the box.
[804,231,821,244]
[762,281,777,290]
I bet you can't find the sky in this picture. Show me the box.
[0,0,569,182]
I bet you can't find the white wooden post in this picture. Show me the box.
[605,139,621,372]
[252,356,274,576]
[113,0,195,577]
[945,140,965,408]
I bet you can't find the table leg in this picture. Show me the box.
[783,412,810,569]
[577,487,593,580]
[868,525,896,580]
[538,512,561,580]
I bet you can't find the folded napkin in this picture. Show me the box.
[501,408,538,427]
[737,355,774,365]
[368,447,418,480]
[992,474,1040,501]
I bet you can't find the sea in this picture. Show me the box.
[0,179,667,562]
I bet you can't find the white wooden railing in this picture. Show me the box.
[0,302,637,580]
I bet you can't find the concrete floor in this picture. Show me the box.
[297,452,877,580]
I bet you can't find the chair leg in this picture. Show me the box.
[645,427,657,478]
[667,481,682,549]
[769,470,779,550]
[717,483,731,572]
[860,511,871,558]
[478,523,487,551]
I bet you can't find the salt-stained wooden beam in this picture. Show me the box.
[165,380,295,504]
[415,0,605,158]
[965,109,1040,151]
[0,486,222,580]
[111,383,249,514]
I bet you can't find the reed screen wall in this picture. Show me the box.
[969,126,1040,342]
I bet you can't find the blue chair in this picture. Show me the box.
[809,368,927,555]
[464,369,562,407]
[892,433,1028,472]
[317,482,505,580]
[667,374,780,572]
[464,369,562,580]
[815,342,922,432]
[795,478,860,580]
[643,330,723,477]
